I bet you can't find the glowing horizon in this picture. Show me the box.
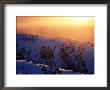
[16,16,94,42]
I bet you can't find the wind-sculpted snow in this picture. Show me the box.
[16,34,94,74]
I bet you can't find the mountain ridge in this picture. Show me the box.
[16,33,94,74]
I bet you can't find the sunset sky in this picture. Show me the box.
[16,16,94,41]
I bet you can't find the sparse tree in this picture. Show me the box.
[39,46,55,67]
[16,47,26,60]
[74,44,88,73]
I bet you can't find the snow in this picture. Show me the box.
[16,60,78,74]
[16,34,94,74]
[16,61,43,74]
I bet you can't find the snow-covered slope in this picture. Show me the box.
[16,60,76,74]
[16,34,94,74]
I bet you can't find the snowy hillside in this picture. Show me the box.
[16,34,94,74]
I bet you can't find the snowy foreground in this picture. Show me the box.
[16,34,94,74]
[16,60,78,74]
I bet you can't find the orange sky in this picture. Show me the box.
[16,16,94,42]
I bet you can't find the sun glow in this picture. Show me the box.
[17,16,94,42]
[64,17,94,26]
